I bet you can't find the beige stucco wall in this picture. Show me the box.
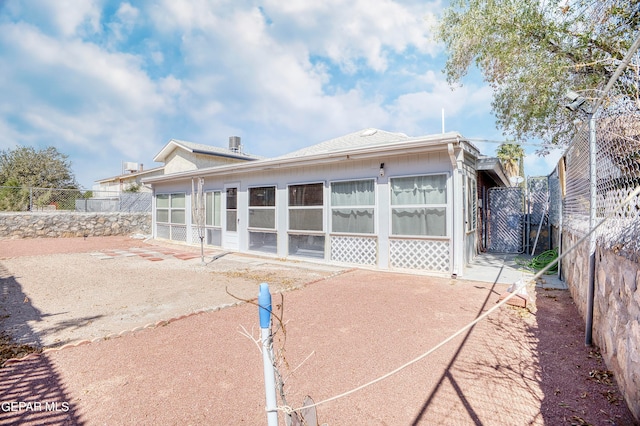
[163,151,247,175]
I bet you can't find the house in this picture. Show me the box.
[93,137,262,195]
[143,128,496,277]
[93,164,164,195]
[152,137,263,175]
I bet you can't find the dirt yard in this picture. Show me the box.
[0,236,637,425]
[0,236,345,348]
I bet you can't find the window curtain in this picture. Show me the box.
[331,180,374,206]
[391,175,446,205]
[391,207,446,236]
[332,208,374,233]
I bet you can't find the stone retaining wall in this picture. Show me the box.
[0,212,151,239]
[561,230,640,420]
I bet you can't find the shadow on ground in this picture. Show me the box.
[0,261,103,349]
[0,261,85,425]
[407,272,636,425]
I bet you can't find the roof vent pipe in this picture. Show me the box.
[229,136,241,153]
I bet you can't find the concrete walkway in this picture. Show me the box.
[464,252,567,289]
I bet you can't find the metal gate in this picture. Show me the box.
[487,187,524,253]
[527,177,551,255]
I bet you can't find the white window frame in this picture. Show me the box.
[205,190,222,227]
[156,192,186,225]
[248,185,277,231]
[389,173,449,238]
[287,181,325,233]
[330,178,376,235]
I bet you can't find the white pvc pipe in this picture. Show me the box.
[259,283,278,426]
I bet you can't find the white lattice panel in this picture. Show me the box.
[389,239,450,272]
[156,224,170,239]
[191,226,205,244]
[330,236,377,265]
[171,225,187,242]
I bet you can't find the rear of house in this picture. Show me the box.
[144,129,482,277]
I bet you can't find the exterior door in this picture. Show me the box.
[223,186,239,250]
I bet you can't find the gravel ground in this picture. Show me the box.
[0,236,344,348]
[0,237,637,425]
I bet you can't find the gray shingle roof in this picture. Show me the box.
[278,128,411,158]
[153,139,264,162]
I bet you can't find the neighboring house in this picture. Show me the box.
[93,164,165,195]
[153,138,262,175]
[93,137,261,195]
[144,128,490,277]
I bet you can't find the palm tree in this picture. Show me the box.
[496,143,525,183]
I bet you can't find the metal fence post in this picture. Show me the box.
[585,115,597,346]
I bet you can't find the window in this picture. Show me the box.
[226,188,237,232]
[156,193,185,224]
[390,175,447,237]
[249,186,276,229]
[205,191,222,246]
[465,176,477,232]
[288,183,324,258]
[205,191,221,227]
[288,183,323,231]
[331,179,375,234]
[249,186,277,254]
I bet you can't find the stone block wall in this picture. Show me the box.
[561,230,640,420]
[0,212,151,239]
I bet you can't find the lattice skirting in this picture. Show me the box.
[156,224,187,242]
[171,225,187,242]
[389,239,450,272]
[156,224,170,239]
[330,235,377,265]
[191,226,206,244]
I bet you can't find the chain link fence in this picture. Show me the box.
[561,42,640,261]
[0,186,151,213]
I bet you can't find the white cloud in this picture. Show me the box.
[0,20,173,161]
[106,2,140,45]
[1,0,508,186]
[263,0,441,73]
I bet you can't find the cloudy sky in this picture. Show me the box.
[0,0,561,188]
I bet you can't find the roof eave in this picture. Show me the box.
[143,132,464,185]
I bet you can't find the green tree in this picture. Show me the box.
[0,146,78,189]
[496,143,525,181]
[437,0,639,149]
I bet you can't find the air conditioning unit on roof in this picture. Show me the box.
[123,162,139,172]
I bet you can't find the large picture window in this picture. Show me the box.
[331,179,375,234]
[156,193,185,224]
[288,183,323,231]
[390,175,447,237]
